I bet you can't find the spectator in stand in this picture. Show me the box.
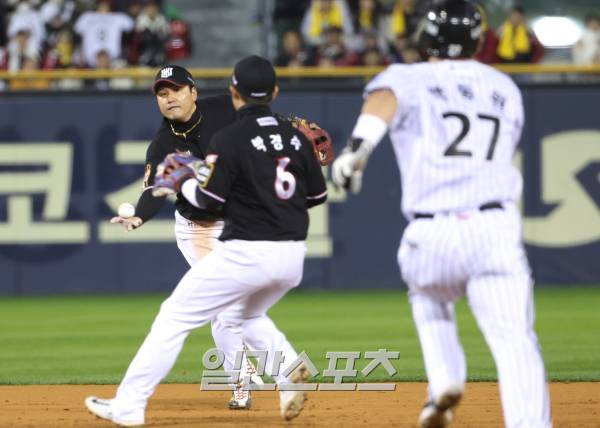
[474,4,499,64]
[273,0,310,44]
[7,1,46,59]
[74,0,134,67]
[316,25,360,67]
[358,29,388,66]
[0,47,7,70]
[164,13,191,60]
[301,0,354,47]
[9,54,51,90]
[136,0,169,66]
[387,35,420,64]
[387,34,406,62]
[86,49,133,90]
[398,42,420,64]
[348,0,388,54]
[40,0,75,46]
[349,0,382,33]
[496,5,543,63]
[42,27,75,68]
[0,2,10,47]
[6,29,39,71]
[126,0,143,20]
[275,30,315,67]
[573,13,600,65]
[387,0,421,43]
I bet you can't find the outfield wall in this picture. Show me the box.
[0,86,599,294]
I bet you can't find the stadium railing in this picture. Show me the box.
[1,64,600,91]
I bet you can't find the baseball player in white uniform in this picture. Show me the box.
[332,1,551,427]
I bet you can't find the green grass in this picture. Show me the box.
[0,287,599,384]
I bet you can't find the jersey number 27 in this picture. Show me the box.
[442,111,500,160]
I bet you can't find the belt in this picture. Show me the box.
[413,202,503,219]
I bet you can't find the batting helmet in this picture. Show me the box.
[417,0,483,59]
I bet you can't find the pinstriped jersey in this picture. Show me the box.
[365,60,524,216]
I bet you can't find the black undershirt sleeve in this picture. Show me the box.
[135,188,166,222]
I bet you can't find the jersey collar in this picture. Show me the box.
[237,104,272,119]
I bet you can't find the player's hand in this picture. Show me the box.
[332,148,365,194]
[110,216,143,231]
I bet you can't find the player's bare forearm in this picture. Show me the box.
[361,89,398,125]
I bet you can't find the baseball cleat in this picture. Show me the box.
[227,358,262,410]
[279,364,309,421]
[247,359,264,386]
[85,396,144,427]
[418,385,463,428]
[228,382,252,410]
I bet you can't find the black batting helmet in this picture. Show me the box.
[417,0,483,59]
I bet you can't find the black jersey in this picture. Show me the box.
[196,104,328,241]
[137,94,237,222]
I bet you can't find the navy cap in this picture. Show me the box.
[231,55,276,100]
[153,65,195,93]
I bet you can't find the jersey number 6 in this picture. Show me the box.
[442,111,500,160]
[275,157,296,200]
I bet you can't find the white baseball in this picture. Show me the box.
[118,202,136,219]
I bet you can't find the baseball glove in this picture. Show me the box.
[289,116,334,166]
[152,153,203,197]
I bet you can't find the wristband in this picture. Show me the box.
[350,113,388,153]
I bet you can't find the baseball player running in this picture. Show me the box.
[86,55,330,426]
[110,65,260,409]
[332,1,551,427]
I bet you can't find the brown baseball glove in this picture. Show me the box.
[289,116,334,166]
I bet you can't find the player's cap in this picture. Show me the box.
[152,65,196,94]
[417,0,482,59]
[231,55,276,100]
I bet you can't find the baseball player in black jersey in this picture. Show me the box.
[86,55,327,425]
[110,65,260,409]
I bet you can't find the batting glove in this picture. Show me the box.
[331,138,374,194]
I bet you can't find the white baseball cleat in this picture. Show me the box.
[228,382,252,410]
[227,358,263,410]
[85,396,144,427]
[247,359,264,386]
[418,385,463,428]
[279,364,309,421]
[250,373,264,385]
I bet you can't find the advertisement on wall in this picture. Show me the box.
[0,88,598,294]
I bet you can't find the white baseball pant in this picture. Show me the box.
[398,203,551,428]
[174,211,245,373]
[111,239,306,422]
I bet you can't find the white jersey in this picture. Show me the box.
[74,11,134,66]
[366,60,524,216]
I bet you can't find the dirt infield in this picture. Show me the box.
[0,383,598,427]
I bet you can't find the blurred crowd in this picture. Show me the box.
[0,0,192,88]
[573,13,600,65]
[273,0,547,68]
[2,0,600,90]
